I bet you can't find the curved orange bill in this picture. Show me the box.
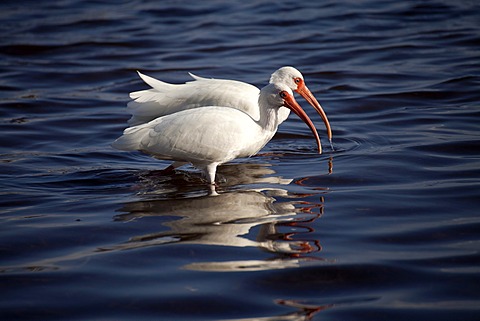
[296,83,333,145]
[283,93,322,154]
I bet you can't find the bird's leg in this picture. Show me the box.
[204,163,219,185]
[208,184,219,196]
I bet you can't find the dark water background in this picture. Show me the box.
[1,0,479,320]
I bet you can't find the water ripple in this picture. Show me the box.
[1,0,479,320]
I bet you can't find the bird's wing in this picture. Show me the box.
[126,72,260,125]
[113,107,263,164]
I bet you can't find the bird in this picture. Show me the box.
[112,82,321,185]
[126,66,332,144]
[126,67,333,172]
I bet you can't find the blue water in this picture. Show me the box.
[1,1,479,320]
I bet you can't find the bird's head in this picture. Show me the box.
[261,83,322,154]
[270,66,332,144]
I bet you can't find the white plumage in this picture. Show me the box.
[113,82,321,184]
[127,72,260,125]
[125,66,332,145]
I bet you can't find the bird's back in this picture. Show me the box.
[127,72,260,125]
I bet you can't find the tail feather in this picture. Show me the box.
[188,72,209,81]
[129,89,162,102]
[136,71,175,92]
[111,124,148,151]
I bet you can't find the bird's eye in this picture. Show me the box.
[294,77,301,84]
[279,91,288,98]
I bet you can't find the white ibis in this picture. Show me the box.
[126,66,332,144]
[112,83,321,185]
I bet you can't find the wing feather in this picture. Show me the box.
[126,72,260,125]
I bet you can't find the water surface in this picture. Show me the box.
[1,1,479,320]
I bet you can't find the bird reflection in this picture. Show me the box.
[115,189,323,258]
[114,163,327,271]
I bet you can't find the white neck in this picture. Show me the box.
[257,94,281,133]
